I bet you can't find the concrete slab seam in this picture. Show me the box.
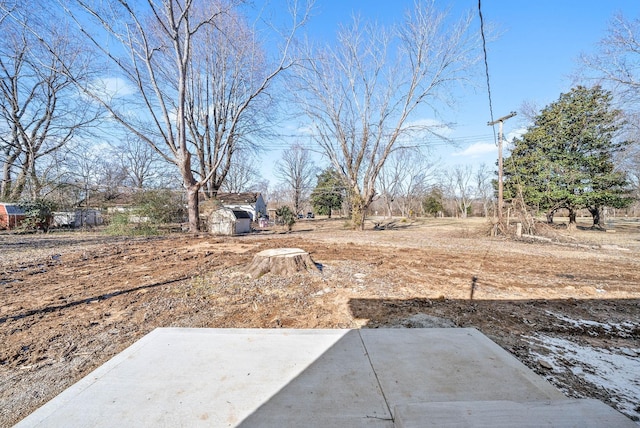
[356,329,394,423]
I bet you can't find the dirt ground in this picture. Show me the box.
[1,217,639,426]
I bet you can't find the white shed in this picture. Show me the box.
[232,210,252,234]
[216,192,267,221]
[207,208,251,236]
[53,209,104,228]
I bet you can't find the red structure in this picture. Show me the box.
[0,203,26,230]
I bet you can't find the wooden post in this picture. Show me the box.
[488,112,517,229]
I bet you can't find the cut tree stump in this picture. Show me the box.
[247,248,319,278]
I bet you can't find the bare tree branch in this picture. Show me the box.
[0,3,101,200]
[57,0,310,231]
[275,143,316,215]
[290,0,478,229]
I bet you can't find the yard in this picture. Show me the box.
[1,217,639,425]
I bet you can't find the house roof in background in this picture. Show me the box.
[0,203,25,215]
[217,192,261,205]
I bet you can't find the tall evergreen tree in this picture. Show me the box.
[504,86,633,228]
[310,168,344,218]
[422,187,444,217]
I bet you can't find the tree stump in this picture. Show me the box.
[247,248,319,278]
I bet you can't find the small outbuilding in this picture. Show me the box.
[217,192,267,221]
[53,209,104,228]
[0,203,25,230]
[207,208,251,236]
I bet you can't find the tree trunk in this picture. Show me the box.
[588,206,604,229]
[350,193,365,230]
[10,167,27,201]
[247,248,319,278]
[459,201,468,218]
[293,193,300,218]
[546,210,554,224]
[567,207,577,231]
[186,184,200,233]
[359,208,366,230]
[385,197,393,218]
[1,169,11,200]
[1,147,20,200]
[29,159,41,200]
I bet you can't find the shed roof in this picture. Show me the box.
[232,210,252,219]
[0,203,25,215]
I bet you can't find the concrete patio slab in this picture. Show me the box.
[14,328,635,427]
[393,400,638,428]
[359,328,564,406]
[16,329,391,427]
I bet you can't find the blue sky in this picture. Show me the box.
[260,0,640,185]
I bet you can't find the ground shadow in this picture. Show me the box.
[371,220,417,230]
[347,296,640,332]
[0,276,189,324]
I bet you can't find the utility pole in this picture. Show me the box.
[488,111,516,227]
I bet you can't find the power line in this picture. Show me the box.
[258,133,498,151]
[478,0,497,145]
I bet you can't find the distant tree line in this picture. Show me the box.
[2,1,639,232]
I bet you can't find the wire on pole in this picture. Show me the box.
[478,0,497,145]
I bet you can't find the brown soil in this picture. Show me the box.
[1,217,639,426]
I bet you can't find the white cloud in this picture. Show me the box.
[506,127,526,142]
[450,127,526,157]
[503,127,527,150]
[451,142,496,157]
[295,124,316,136]
[90,77,136,99]
[102,77,136,97]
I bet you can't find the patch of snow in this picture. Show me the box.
[544,311,639,335]
[525,333,640,422]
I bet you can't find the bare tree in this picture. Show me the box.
[583,14,640,212]
[377,147,436,217]
[60,143,104,208]
[269,182,289,210]
[394,151,436,217]
[614,113,640,213]
[185,4,305,199]
[60,0,310,232]
[114,136,165,189]
[376,156,402,218]
[220,149,258,193]
[582,14,640,104]
[0,2,13,24]
[0,4,99,201]
[446,164,474,218]
[518,100,541,125]
[275,144,316,215]
[475,162,494,217]
[291,1,478,229]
